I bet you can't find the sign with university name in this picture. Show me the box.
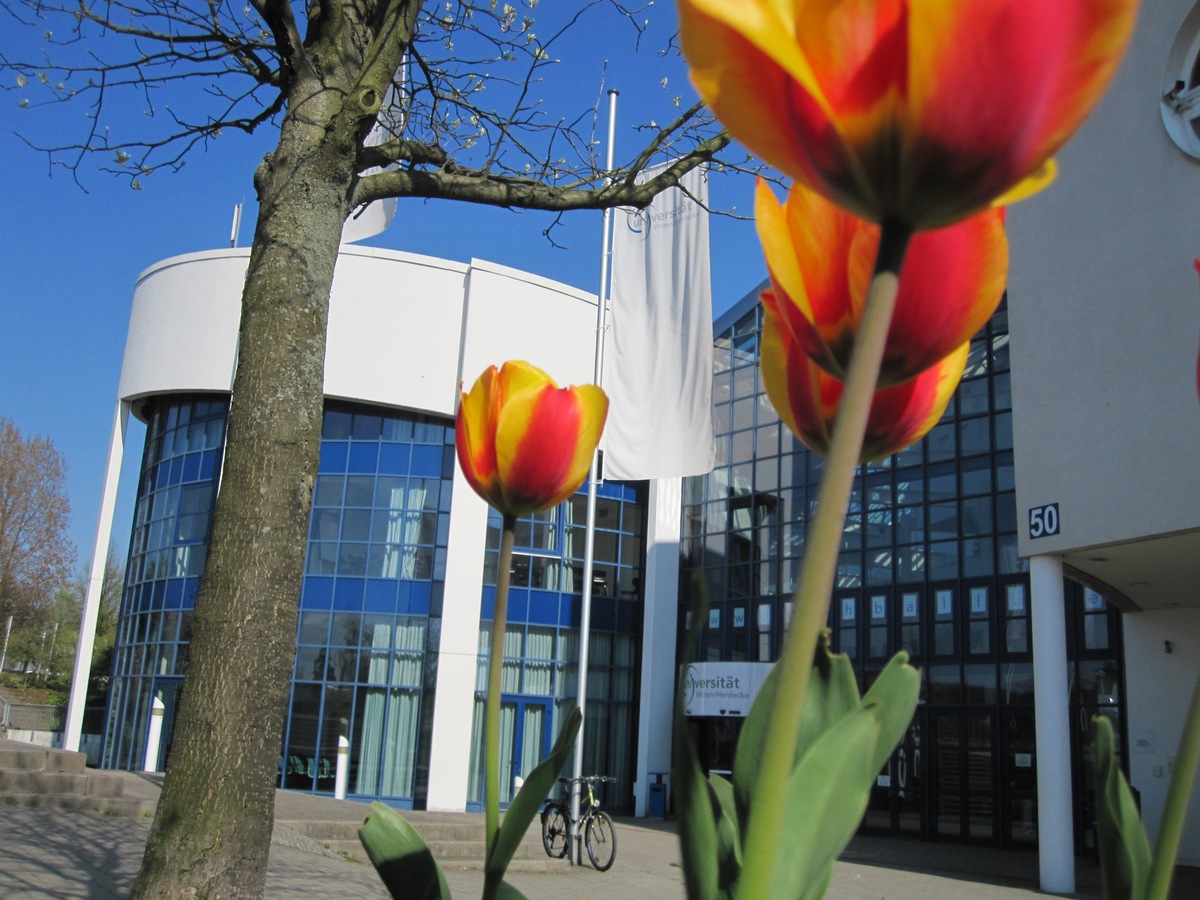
[681,662,773,718]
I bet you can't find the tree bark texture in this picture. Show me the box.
[129,74,367,899]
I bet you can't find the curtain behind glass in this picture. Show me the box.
[524,628,555,695]
[354,619,425,797]
[354,624,391,795]
[519,704,546,786]
[379,481,407,579]
[401,482,429,579]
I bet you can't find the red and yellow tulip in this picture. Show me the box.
[761,288,964,461]
[758,179,1007,386]
[679,0,1138,229]
[455,360,608,518]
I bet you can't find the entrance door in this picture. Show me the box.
[1004,711,1038,844]
[930,709,998,840]
[860,588,928,836]
[499,696,554,806]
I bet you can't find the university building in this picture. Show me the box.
[68,2,1200,893]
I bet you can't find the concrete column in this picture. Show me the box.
[634,477,682,816]
[65,400,130,752]
[335,734,349,800]
[143,693,165,772]
[1031,553,1075,894]
[425,465,489,810]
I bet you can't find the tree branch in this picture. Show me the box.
[352,129,732,210]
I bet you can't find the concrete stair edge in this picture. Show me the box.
[0,745,87,774]
[0,792,157,817]
[316,837,565,873]
[2,740,548,871]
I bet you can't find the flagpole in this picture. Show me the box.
[571,87,618,865]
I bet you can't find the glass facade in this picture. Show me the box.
[104,397,457,808]
[681,293,1126,850]
[283,404,455,807]
[466,485,646,813]
[104,395,646,814]
[102,395,225,771]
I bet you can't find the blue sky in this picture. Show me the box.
[0,4,766,575]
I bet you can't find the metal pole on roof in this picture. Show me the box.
[570,87,618,866]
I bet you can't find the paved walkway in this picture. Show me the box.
[3,776,1199,898]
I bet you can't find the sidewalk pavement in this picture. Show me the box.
[3,777,1199,899]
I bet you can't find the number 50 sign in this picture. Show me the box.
[1028,503,1060,539]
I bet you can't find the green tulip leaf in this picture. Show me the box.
[772,705,881,900]
[733,632,860,828]
[486,706,583,886]
[798,862,833,900]
[673,573,722,900]
[359,801,452,900]
[861,651,921,776]
[493,881,528,900]
[708,771,743,894]
[1093,715,1151,900]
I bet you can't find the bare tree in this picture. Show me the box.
[0,418,75,642]
[3,1,744,895]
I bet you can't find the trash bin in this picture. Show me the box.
[648,772,667,818]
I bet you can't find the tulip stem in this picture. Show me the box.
[485,513,517,871]
[1146,669,1200,899]
[736,221,911,900]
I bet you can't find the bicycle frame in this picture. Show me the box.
[542,775,614,867]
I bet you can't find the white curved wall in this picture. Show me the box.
[120,245,600,416]
[119,249,247,402]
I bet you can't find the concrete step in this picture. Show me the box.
[0,741,552,873]
[0,768,89,794]
[0,744,87,774]
[324,836,566,872]
[286,813,546,868]
[0,791,157,817]
[279,819,365,842]
[0,767,128,798]
[83,771,131,798]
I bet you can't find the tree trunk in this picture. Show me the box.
[130,77,361,898]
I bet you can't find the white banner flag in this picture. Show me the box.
[341,72,405,245]
[602,164,716,480]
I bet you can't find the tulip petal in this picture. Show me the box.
[861,342,967,460]
[456,366,502,504]
[496,385,576,515]
[756,179,860,374]
[680,0,883,220]
[761,288,968,461]
[761,289,833,453]
[880,208,1008,383]
[760,181,1007,387]
[990,159,1058,210]
[900,0,1137,224]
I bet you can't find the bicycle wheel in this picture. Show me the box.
[584,809,617,871]
[541,803,569,858]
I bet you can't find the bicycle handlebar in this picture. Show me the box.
[557,775,615,786]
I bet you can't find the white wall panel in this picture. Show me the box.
[459,260,598,390]
[1009,0,1200,556]
[324,249,468,416]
